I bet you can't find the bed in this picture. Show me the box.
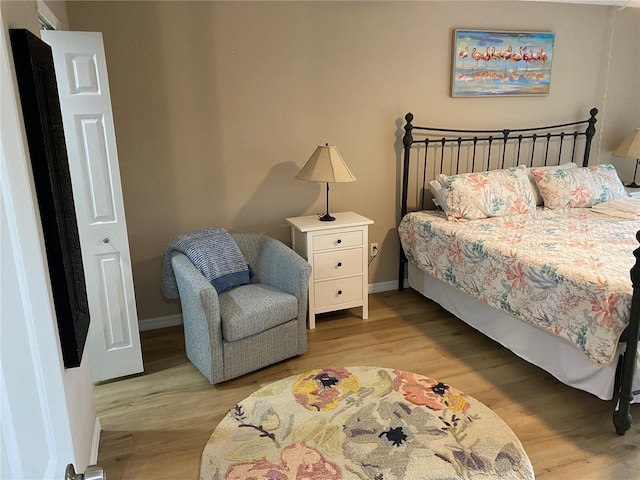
[396,108,640,435]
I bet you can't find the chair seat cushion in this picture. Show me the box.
[219,284,298,342]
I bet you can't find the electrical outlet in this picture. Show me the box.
[370,243,379,257]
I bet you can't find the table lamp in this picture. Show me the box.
[613,128,640,188]
[296,144,356,221]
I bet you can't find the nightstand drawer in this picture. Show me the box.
[313,248,363,280]
[314,276,363,308]
[314,230,362,251]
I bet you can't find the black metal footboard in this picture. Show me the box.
[613,231,640,435]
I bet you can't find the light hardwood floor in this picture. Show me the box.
[94,289,640,479]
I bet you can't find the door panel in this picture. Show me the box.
[42,30,143,382]
[98,252,131,349]
[76,114,116,222]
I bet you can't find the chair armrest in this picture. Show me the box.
[171,253,224,383]
[172,253,221,320]
[255,237,312,320]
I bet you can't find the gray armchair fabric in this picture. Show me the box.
[170,233,311,384]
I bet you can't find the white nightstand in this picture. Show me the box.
[286,211,374,329]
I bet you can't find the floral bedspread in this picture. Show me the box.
[399,208,639,366]
[200,367,534,479]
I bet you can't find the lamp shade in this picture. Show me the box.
[296,145,356,183]
[613,128,640,159]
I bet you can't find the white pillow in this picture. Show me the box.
[428,180,445,208]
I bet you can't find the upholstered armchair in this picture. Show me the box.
[170,233,311,384]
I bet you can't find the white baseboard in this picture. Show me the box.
[139,313,183,331]
[90,417,101,464]
[139,282,406,331]
[368,280,400,294]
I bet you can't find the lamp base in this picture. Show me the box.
[626,159,640,188]
[318,213,336,221]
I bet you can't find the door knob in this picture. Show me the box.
[103,238,110,243]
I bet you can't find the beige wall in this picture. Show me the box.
[64,1,640,321]
[41,0,69,28]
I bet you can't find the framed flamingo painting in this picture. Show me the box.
[452,29,555,97]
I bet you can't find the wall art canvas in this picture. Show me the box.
[452,29,555,97]
[10,29,90,369]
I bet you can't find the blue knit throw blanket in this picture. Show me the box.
[162,227,251,298]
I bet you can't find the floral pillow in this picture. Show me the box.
[525,162,578,206]
[437,165,536,221]
[531,164,627,210]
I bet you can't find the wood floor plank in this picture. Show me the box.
[94,289,640,479]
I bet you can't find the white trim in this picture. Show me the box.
[36,1,62,30]
[369,278,409,293]
[90,418,101,464]
[596,5,617,164]
[368,280,400,294]
[139,314,183,331]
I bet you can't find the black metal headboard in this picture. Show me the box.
[398,107,598,289]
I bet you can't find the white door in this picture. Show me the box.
[41,30,143,382]
[0,21,77,477]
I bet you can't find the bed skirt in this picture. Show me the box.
[408,263,640,403]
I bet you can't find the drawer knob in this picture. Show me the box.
[337,290,343,295]
[336,239,342,244]
[337,262,342,267]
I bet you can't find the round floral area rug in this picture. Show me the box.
[200,366,535,480]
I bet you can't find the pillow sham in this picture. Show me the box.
[437,165,536,221]
[531,163,627,210]
[524,162,578,206]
